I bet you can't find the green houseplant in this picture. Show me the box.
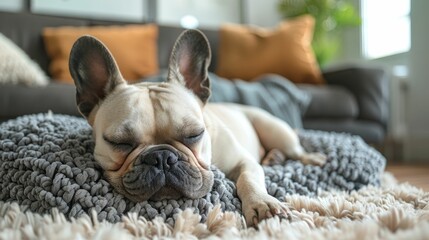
[278,0,361,66]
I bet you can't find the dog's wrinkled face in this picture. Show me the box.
[69,30,214,202]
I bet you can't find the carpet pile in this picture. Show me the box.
[1,173,428,239]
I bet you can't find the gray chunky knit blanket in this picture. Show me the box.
[0,114,386,224]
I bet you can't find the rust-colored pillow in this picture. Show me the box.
[216,15,324,84]
[43,24,158,84]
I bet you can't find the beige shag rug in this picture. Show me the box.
[1,172,428,240]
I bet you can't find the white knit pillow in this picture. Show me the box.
[0,33,48,86]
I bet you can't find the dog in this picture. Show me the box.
[69,29,326,227]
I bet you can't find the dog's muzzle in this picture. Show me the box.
[121,145,213,201]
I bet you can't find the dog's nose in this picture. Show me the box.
[144,149,178,169]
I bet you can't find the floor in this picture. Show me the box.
[385,163,429,191]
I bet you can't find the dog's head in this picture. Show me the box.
[69,30,214,202]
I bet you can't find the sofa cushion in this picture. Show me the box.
[43,24,159,84]
[0,83,79,121]
[303,119,385,144]
[298,84,359,119]
[215,15,324,85]
[0,33,48,86]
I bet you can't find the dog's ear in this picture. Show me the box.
[167,29,211,104]
[69,35,125,119]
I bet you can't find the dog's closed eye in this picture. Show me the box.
[103,135,135,151]
[183,130,205,145]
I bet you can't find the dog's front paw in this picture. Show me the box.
[301,152,327,166]
[242,194,289,227]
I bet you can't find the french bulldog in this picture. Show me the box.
[69,29,326,227]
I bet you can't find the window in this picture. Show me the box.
[361,0,411,59]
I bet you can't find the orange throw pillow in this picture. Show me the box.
[43,24,158,84]
[216,15,324,84]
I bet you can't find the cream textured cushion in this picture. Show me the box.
[0,33,48,86]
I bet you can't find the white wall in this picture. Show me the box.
[31,0,145,22]
[246,0,282,27]
[403,0,429,161]
[2,0,145,22]
[0,0,282,28]
[0,0,24,12]
[156,0,282,29]
[157,0,241,29]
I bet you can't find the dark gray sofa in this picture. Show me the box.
[0,11,389,144]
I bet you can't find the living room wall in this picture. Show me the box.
[404,0,429,161]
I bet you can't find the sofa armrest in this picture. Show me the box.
[322,65,389,129]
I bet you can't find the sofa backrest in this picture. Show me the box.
[0,11,219,77]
